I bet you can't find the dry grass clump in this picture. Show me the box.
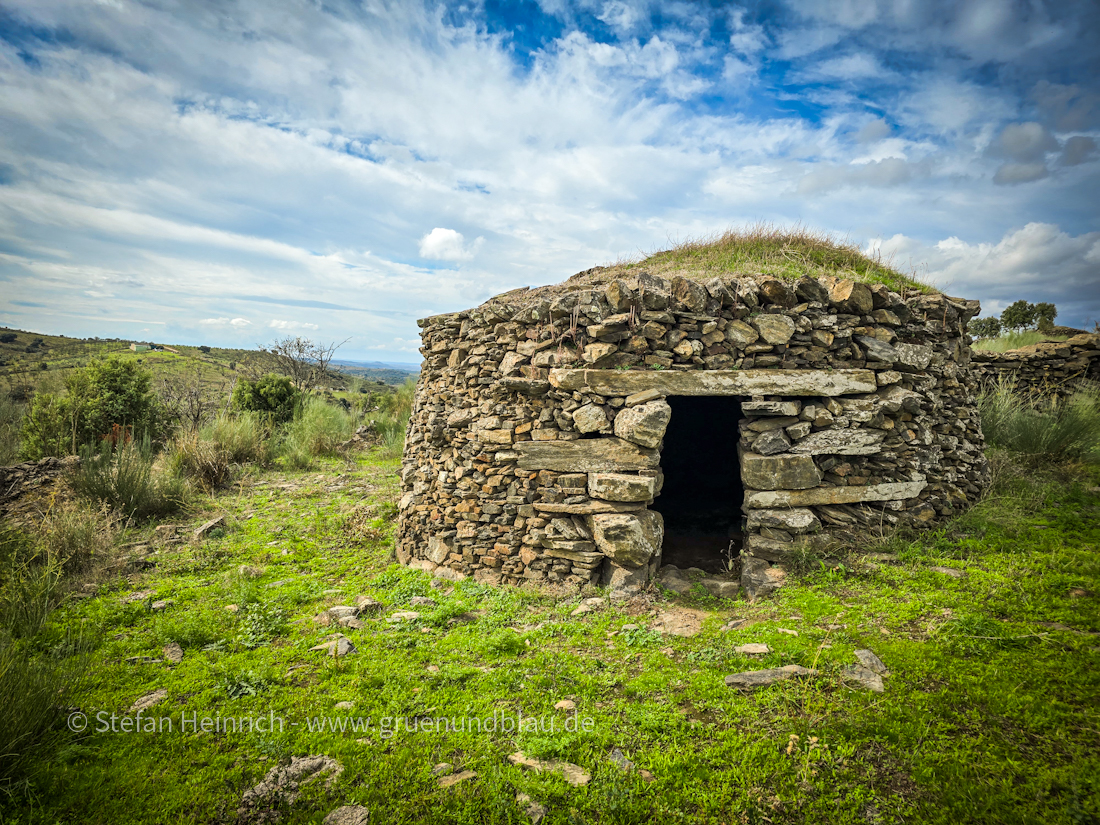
[622,223,932,292]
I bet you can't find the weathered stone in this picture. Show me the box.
[657,565,694,595]
[746,508,820,533]
[740,453,822,490]
[534,500,644,515]
[735,643,770,655]
[671,276,709,311]
[427,535,453,564]
[750,314,796,345]
[588,473,656,502]
[842,665,884,692]
[723,320,760,347]
[515,438,659,472]
[795,277,830,304]
[129,688,169,713]
[508,752,591,786]
[583,342,618,364]
[828,280,873,315]
[854,649,888,674]
[724,664,814,690]
[323,805,371,825]
[438,770,478,789]
[744,479,927,508]
[742,400,801,416]
[613,399,671,448]
[894,342,933,370]
[876,385,922,413]
[591,510,663,568]
[572,404,609,434]
[744,534,802,562]
[855,335,898,364]
[759,279,796,308]
[788,429,885,455]
[606,280,637,311]
[752,429,791,455]
[701,578,740,599]
[549,368,877,397]
[605,561,649,601]
[624,388,665,407]
[741,555,786,600]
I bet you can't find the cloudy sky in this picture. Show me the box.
[1,0,1098,362]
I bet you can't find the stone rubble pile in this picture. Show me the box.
[397,270,990,599]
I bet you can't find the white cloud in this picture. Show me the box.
[418,228,481,261]
[199,317,251,327]
[269,319,319,330]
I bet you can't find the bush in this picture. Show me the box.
[166,412,271,488]
[979,382,1100,466]
[38,503,118,576]
[204,411,269,463]
[968,316,1002,340]
[278,399,354,469]
[71,434,188,520]
[232,374,301,424]
[0,389,24,465]
[165,430,231,489]
[21,357,164,459]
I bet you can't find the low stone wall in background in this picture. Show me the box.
[970,334,1100,396]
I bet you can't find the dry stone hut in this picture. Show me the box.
[397,248,990,601]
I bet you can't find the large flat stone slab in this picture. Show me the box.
[548,368,877,397]
[740,452,822,490]
[745,479,927,508]
[515,438,659,471]
[788,429,885,455]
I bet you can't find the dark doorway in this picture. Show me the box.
[657,396,744,574]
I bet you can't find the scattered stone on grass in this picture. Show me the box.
[437,770,477,789]
[701,578,740,599]
[608,748,634,772]
[854,648,888,674]
[194,515,226,540]
[322,805,370,825]
[410,596,437,607]
[129,688,168,713]
[650,607,707,637]
[237,754,343,823]
[355,596,383,613]
[125,656,162,665]
[338,617,365,630]
[570,597,605,616]
[334,701,354,710]
[508,752,591,786]
[723,618,748,630]
[162,642,184,664]
[387,611,421,622]
[554,699,576,711]
[842,665,885,692]
[122,589,155,604]
[150,600,173,611]
[777,628,799,636]
[239,565,264,579]
[516,794,547,825]
[431,763,453,777]
[309,635,357,657]
[724,665,815,690]
[225,604,240,613]
[929,566,964,578]
[735,643,770,655]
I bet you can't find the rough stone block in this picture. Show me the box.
[745,508,821,534]
[572,404,609,434]
[588,472,656,502]
[548,368,878,397]
[744,479,927,508]
[590,510,663,568]
[742,400,801,416]
[740,452,822,490]
[515,438,659,472]
[750,314,796,345]
[788,429,885,455]
[613,399,671,448]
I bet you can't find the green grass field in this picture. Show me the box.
[4,446,1097,824]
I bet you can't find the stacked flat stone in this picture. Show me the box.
[971,334,1100,397]
[397,271,990,599]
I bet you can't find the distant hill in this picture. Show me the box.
[0,327,418,394]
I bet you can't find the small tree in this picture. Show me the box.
[1034,302,1057,332]
[20,357,164,459]
[1000,300,1037,333]
[969,316,1002,340]
[232,374,301,423]
[157,376,225,432]
[259,336,349,393]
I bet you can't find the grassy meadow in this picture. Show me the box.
[0,373,1098,824]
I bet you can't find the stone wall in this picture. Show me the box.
[397,272,989,600]
[970,334,1100,396]
[0,456,80,525]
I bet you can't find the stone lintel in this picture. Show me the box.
[514,437,659,472]
[548,368,877,397]
[744,480,927,508]
[533,500,645,515]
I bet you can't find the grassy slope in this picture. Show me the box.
[0,328,415,391]
[14,452,1099,825]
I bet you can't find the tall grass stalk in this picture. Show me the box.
[367,379,414,458]
[71,433,188,519]
[979,381,1100,466]
[279,398,355,469]
[0,389,24,465]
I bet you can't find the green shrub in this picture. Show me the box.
[204,411,269,463]
[232,374,301,424]
[21,357,164,459]
[166,412,271,488]
[278,399,353,468]
[38,503,118,576]
[165,430,231,489]
[71,434,188,520]
[0,389,24,465]
[979,382,1100,465]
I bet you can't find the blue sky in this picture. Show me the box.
[0,0,1097,361]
